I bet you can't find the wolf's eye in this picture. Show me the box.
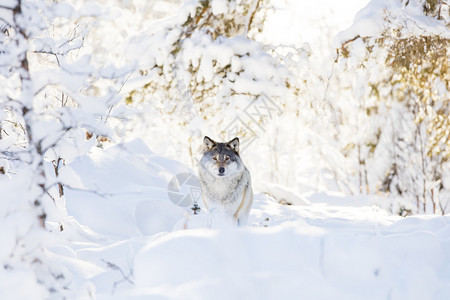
[213,156,218,161]
[225,156,230,161]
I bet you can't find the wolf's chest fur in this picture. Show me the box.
[200,170,247,204]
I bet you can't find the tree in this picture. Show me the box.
[124,0,324,189]
[0,0,129,296]
[335,0,450,214]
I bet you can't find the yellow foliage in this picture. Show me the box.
[384,35,450,161]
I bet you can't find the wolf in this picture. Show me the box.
[198,136,253,226]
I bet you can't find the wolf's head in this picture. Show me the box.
[200,136,244,178]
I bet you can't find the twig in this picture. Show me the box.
[101,259,134,294]
[246,0,262,36]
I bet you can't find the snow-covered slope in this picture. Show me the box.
[3,0,450,298]
[64,139,188,239]
[57,140,450,300]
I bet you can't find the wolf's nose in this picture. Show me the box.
[218,167,225,174]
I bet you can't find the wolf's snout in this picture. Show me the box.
[218,167,225,174]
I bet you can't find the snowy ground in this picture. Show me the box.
[57,140,450,300]
[12,1,447,299]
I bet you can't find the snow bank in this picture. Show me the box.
[337,0,450,45]
[134,214,450,300]
[60,137,446,300]
[65,139,188,239]
[56,137,450,300]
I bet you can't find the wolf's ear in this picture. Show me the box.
[203,136,216,152]
[227,137,239,153]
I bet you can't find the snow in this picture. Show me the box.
[53,139,450,299]
[337,0,450,44]
[335,0,392,45]
[46,2,77,19]
[0,268,49,300]
[78,1,107,17]
[2,0,450,298]
[211,0,228,15]
[134,218,450,300]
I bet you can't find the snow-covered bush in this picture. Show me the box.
[334,0,450,214]
[123,0,315,187]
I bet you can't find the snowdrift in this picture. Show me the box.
[59,140,450,299]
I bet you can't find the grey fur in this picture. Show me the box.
[199,136,253,225]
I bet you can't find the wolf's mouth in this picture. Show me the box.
[217,173,225,177]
